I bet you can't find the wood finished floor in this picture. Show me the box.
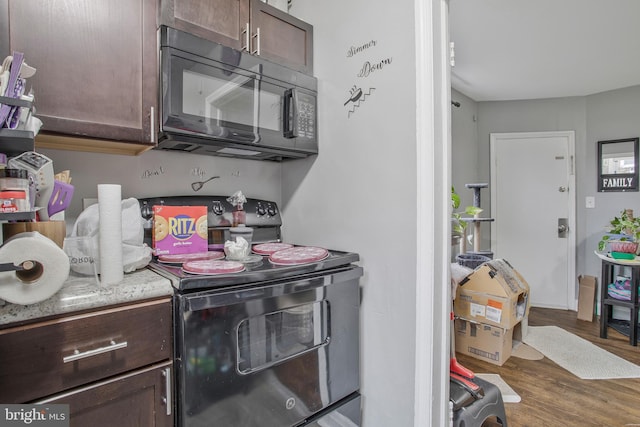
[455,307,640,427]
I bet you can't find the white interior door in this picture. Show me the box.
[490,131,576,309]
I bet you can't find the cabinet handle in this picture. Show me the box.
[150,106,155,144]
[162,367,172,416]
[242,23,250,51]
[62,340,128,363]
[251,27,261,55]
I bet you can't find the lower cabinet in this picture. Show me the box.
[0,297,174,426]
[38,362,173,427]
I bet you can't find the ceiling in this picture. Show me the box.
[449,0,640,102]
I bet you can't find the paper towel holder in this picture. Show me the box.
[0,260,43,283]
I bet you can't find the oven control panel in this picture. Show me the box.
[138,196,282,228]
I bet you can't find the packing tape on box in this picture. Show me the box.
[0,231,70,305]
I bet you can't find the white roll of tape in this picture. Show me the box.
[0,231,70,305]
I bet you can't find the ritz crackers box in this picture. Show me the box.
[152,205,208,255]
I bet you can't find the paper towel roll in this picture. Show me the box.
[98,184,123,285]
[0,232,70,305]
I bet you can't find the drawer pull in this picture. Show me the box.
[63,340,128,363]
[162,367,172,416]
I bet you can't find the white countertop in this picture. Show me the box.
[0,268,173,326]
[594,250,640,266]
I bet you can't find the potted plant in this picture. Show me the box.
[451,187,482,251]
[598,208,640,256]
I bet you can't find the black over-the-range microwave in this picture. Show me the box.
[156,25,318,161]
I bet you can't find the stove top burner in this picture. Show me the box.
[267,246,329,265]
[148,249,359,292]
[181,259,246,275]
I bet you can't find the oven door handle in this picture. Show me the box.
[237,337,331,376]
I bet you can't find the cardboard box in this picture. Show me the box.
[454,259,530,329]
[454,318,522,366]
[152,205,208,255]
[577,275,597,322]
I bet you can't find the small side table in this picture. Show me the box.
[596,252,640,346]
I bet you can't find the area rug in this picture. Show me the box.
[522,326,640,379]
[475,373,521,403]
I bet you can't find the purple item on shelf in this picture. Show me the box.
[4,77,25,129]
[47,180,74,217]
[0,52,24,125]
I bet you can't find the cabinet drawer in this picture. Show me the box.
[0,298,172,403]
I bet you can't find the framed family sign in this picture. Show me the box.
[597,137,639,192]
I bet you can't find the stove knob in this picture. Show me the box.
[211,201,225,216]
[267,206,277,217]
[257,205,266,216]
[141,201,152,220]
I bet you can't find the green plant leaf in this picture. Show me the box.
[451,187,460,209]
[465,206,483,216]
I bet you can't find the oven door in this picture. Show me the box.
[160,47,317,155]
[174,266,362,427]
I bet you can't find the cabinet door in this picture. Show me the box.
[249,0,313,74]
[39,362,173,427]
[160,0,249,51]
[7,0,157,144]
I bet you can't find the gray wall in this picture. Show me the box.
[452,84,640,305]
[476,96,587,277]
[584,85,640,278]
[38,148,282,229]
[451,89,479,211]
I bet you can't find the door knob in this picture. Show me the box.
[558,186,567,192]
[558,218,568,238]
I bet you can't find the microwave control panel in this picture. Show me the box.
[296,92,316,140]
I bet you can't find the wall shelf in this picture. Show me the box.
[0,129,35,157]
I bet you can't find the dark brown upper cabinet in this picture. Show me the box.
[161,0,313,74]
[5,0,158,154]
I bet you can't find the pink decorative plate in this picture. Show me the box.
[182,259,245,275]
[158,251,225,264]
[252,242,294,255]
[268,246,329,265]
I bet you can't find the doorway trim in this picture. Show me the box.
[489,130,577,310]
[415,0,450,426]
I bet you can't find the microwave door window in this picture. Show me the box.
[180,64,259,142]
[257,87,282,133]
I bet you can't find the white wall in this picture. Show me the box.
[284,1,447,426]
